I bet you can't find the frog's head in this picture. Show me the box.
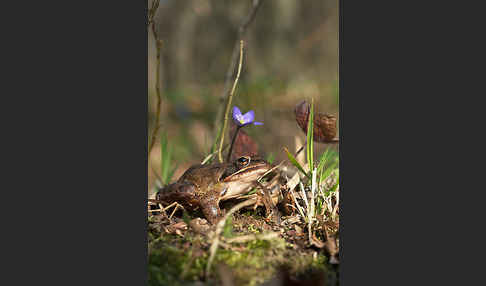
[219,156,273,199]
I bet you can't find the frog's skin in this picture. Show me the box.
[156,156,272,224]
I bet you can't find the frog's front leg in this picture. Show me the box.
[200,201,221,225]
[199,185,228,224]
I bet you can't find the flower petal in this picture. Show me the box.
[232,106,242,118]
[253,121,263,125]
[242,110,255,124]
[232,106,245,126]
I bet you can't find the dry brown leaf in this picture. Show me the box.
[295,100,339,143]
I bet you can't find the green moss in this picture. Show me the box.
[213,238,286,286]
[148,235,208,286]
[284,252,329,278]
[148,219,336,286]
[222,217,234,238]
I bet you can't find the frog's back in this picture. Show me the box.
[178,163,227,186]
[156,181,199,209]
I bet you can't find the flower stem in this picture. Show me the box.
[227,125,242,162]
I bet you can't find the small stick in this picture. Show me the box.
[308,168,317,244]
[295,141,306,158]
[259,161,285,180]
[212,0,265,147]
[331,186,339,220]
[147,0,160,27]
[290,189,306,219]
[148,2,163,155]
[299,182,310,212]
[205,198,257,277]
[201,143,230,165]
[169,203,184,219]
[161,201,178,211]
[218,40,244,163]
[224,232,279,244]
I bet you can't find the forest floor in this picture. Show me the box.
[148,199,339,286]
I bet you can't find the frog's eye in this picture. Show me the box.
[237,156,250,166]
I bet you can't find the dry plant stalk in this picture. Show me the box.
[212,0,265,149]
[290,188,306,219]
[205,197,257,277]
[308,169,317,244]
[217,40,244,163]
[331,186,339,220]
[225,232,279,244]
[147,0,160,27]
[148,0,163,155]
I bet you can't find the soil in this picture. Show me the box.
[148,203,339,286]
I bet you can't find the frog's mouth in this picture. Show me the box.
[220,162,272,200]
[222,162,270,182]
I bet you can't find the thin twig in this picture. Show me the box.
[201,143,230,165]
[308,168,317,244]
[169,203,183,219]
[295,141,307,158]
[331,186,339,220]
[147,0,160,27]
[224,232,279,244]
[299,182,310,213]
[148,2,163,155]
[290,189,306,219]
[212,0,265,150]
[205,197,257,277]
[218,40,244,163]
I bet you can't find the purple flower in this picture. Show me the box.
[232,106,263,127]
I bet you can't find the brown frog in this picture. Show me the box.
[155,156,273,224]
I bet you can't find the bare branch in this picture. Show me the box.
[205,197,257,277]
[147,0,160,27]
[212,0,265,149]
[148,1,163,155]
[218,40,244,163]
[225,232,279,244]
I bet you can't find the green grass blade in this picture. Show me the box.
[320,161,338,185]
[284,147,310,179]
[266,152,275,164]
[317,148,330,175]
[160,132,171,184]
[167,163,178,183]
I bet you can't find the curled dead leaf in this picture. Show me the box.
[295,100,339,143]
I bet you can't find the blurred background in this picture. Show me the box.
[148,0,339,193]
